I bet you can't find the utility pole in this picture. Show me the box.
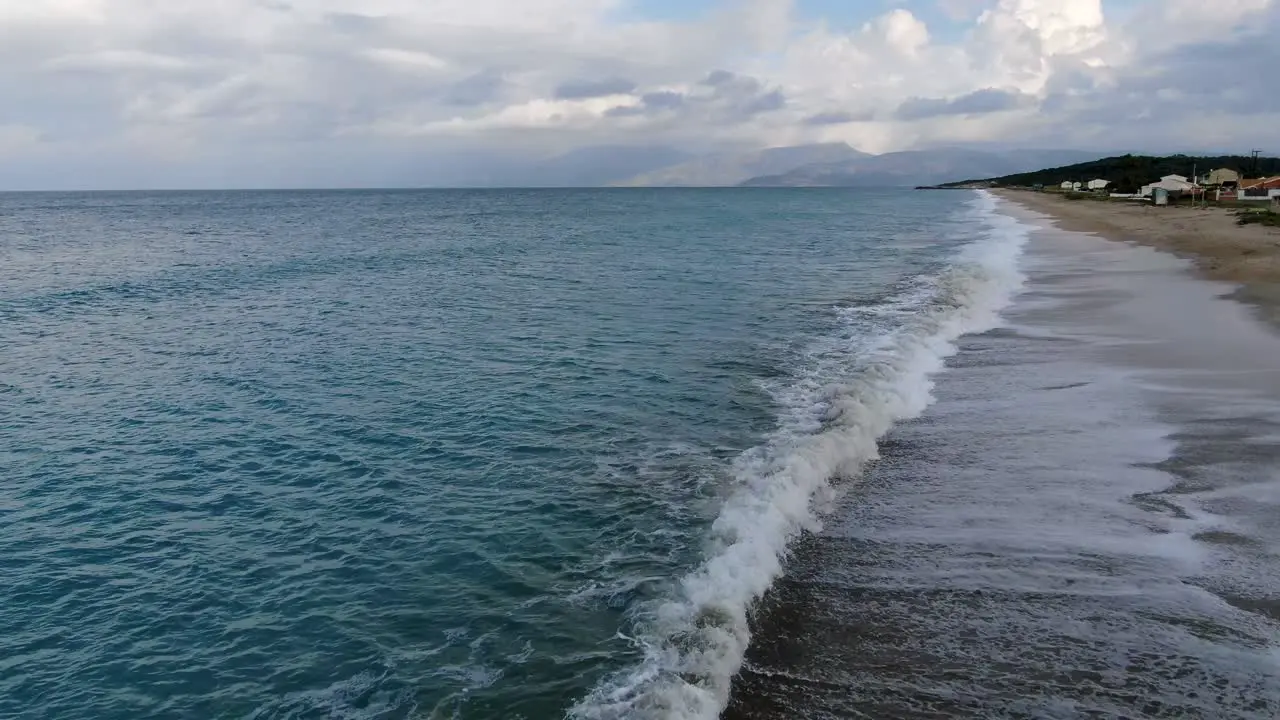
[1251,149,1262,178]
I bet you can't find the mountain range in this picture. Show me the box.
[736,148,1099,188]
[426,143,1102,188]
[610,143,871,187]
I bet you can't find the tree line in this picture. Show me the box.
[955,154,1280,194]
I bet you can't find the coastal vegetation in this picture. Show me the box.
[949,154,1280,193]
[1238,209,1280,227]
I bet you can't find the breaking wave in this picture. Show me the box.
[570,191,1031,720]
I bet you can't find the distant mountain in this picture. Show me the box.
[739,148,1098,187]
[522,145,695,187]
[614,143,869,187]
[950,154,1280,193]
[444,145,695,187]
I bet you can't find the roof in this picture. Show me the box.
[1143,178,1199,193]
[1241,176,1280,189]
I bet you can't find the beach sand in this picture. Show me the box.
[727,193,1280,720]
[994,189,1280,324]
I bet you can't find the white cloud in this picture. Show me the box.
[876,9,931,56]
[983,0,1106,56]
[44,50,194,73]
[0,0,1275,187]
[363,48,451,73]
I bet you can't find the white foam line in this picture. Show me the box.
[571,191,1032,720]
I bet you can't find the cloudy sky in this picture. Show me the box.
[0,0,1275,189]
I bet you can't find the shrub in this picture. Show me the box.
[1237,210,1280,227]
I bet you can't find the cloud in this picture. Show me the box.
[601,71,784,123]
[803,110,874,125]
[895,88,1030,120]
[0,0,1275,188]
[554,77,638,100]
[607,90,688,117]
[691,70,787,119]
[936,0,988,22]
[702,69,737,87]
[741,89,786,114]
[444,70,506,106]
[641,91,686,110]
[1021,0,1279,148]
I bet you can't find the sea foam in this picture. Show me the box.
[570,191,1032,720]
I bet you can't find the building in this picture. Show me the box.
[1087,179,1110,190]
[1060,181,1082,191]
[1205,168,1240,187]
[1241,176,1280,191]
[1237,177,1280,202]
[1141,174,1195,197]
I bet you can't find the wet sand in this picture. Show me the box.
[726,196,1280,720]
[994,189,1280,325]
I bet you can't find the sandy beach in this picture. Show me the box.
[729,192,1280,720]
[995,188,1280,325]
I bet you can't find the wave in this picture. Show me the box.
[569,191,1031,720]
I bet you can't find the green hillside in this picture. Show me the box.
[950,154,1280,193]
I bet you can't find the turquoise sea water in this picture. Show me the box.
[0,189,1016,719]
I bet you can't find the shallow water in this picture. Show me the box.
[1,188,1004,719]
[726,200,1280,720]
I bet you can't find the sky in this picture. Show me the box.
[0,0,1276,189]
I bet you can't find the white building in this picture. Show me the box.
[1060,181,1082,191]
[1141,174,1195,197]
[1087,179,1110,190]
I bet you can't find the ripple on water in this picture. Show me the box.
[0,188,994,718]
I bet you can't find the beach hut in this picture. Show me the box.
[1087,179,1110,190]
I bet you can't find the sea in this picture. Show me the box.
[2,188,1277,720]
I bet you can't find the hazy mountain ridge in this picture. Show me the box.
[433,144,1103,188]
[738,149,1099,187]
[611,142,870,187]
[440,145,696,187]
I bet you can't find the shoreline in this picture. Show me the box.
[992,188,1280,328]
[726,191,1280,719]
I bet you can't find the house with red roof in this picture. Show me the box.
[1238,176,1280,203]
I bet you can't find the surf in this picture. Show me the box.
[570,191,1032,720]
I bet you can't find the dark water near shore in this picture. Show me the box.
[3,190,1276,720]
